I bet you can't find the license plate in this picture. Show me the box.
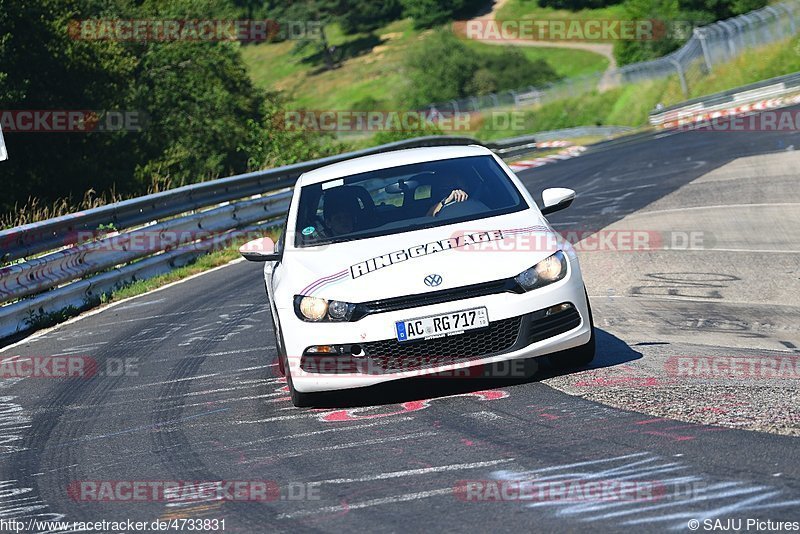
[395,307,489,342]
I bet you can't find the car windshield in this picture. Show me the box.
[294,154,528,247]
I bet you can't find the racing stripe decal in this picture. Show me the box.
[297,225,560,296]
[300,269,348,296]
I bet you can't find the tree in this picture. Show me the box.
[0,0,341,217]
[403,31,560,106]
[401,0,485,29]
[404,30,481,107]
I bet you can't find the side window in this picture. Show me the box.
[414,184,432,201]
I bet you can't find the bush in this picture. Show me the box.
[614,0,768,66]
[538,0,623,8]
[404,31,560,106]
[404,31,481,106]
[401,0,486,29]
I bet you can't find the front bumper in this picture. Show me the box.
[279,257,591,393]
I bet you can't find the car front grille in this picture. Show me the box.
[349,278,523,321]
[361,315,523,372]
[300,302,583,374]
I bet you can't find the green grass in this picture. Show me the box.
[463,39,609,78]
[477,35,800,139]
[241,16,612,111]
[242,19,421,111]
[104,245,245,303]
[497,0,629,27]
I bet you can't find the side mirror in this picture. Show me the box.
[240,237,281,262]
[540,188,575,215]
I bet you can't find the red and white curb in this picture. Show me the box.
[509,144,587,172]
[659,93,800,129]
[535,140,573,148]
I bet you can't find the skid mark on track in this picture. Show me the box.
[489,452,800,530]
[529,402,725,443]
[49,407,229,447]
[277,487,456,519]
[237,432,439,464]
[0,400,66,532]
[0,396,30,455]
[320,390,510,422]
[234,417,419,446]
[314,458,515,485]
[236,389,511,425]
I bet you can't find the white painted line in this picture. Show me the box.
[467,410,503,421]
[592,294,800,311]
[113,373,219,391]
[234,411,334,424]
[115,298,167,310]
[314,458,515,485]
[277,487,455,519]
[236,417,417,445]
[88,304,262,328]
[244,431,439,462]
[625,202,800,218]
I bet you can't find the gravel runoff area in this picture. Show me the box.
[542,149,800,435]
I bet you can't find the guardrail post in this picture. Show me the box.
[780,3,797,34]
[717,20,738,59]
[694,28,713,72]
[753,11,771,43]
[669,58,689,95]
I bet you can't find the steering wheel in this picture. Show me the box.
[437,198,484,217]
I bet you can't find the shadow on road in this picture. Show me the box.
[301,328,642,408]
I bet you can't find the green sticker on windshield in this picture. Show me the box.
[302,226,316,236]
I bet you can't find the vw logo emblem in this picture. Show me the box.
[424,274,443,287]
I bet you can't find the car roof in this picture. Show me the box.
[297,145,495,186]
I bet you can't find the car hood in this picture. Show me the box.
[286,209,561,303]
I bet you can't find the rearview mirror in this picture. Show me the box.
[240,237,281,262]
[540,188,575,215]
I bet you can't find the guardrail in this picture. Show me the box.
[0,133,542,340]
[649,71,800,127]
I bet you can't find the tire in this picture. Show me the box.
[274,325,286,377]
[284,351,317,408]
[550,287,596,369]
[266,281,286,377]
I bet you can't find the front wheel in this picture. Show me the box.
[549,287,595,369]
[281,348,320,407]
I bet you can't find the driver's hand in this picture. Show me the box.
[444,189,468,205]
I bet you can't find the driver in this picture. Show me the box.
[428,176,470,217]
[322,187,360,236]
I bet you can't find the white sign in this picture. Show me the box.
[0,124,7,161]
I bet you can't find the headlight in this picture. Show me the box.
[299,296,328,321]
[294,296,356,322]
[515,250,567,291]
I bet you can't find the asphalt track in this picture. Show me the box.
[1,110,799,533]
